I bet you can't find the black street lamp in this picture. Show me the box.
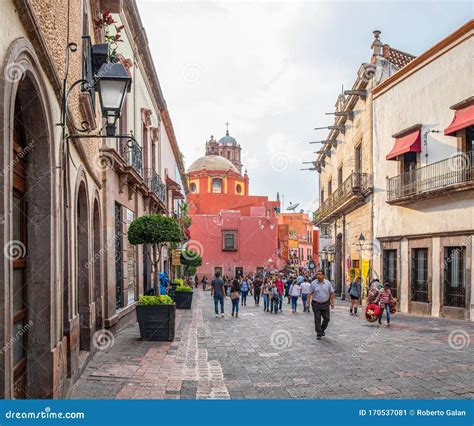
[96,62,132,136]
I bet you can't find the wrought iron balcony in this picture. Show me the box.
[386,150,473,204]
[313,172,372,225]
[145,168,166,204]
[120,138,143,177]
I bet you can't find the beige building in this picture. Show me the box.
[313,31,414,296]
[372,21,473,321]
[0,0,186,398]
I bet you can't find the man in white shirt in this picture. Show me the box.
[310,270,335,340]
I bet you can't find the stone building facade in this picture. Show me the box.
[0,0,186,399]
[313,31,415,296]
[372,21,473,321]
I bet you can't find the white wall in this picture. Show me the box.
[373,35,474,240]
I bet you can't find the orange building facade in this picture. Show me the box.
[278,213,314,269]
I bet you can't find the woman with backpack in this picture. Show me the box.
[230,279,241,317]
[289,279,301,313]
[348,276,362,316]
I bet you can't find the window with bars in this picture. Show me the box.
[222,230,237,251]
[443,246,466,308]
[411,248,429,303]
[212,178,223,193]
[383,249,398,299]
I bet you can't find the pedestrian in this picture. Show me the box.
[289,279,301,313]
[270,281,280,314]
[240,276,250,306]
[375,282,394,326]
[310,270,335,340]
[348,276,362,316]
[201,275,208,291]
[224,276,231,297]
[211,272,225,318]
[230,279,241,317]
[276,275,284,312]
[253,276,262,306]
[194,275,199,289]
[284,275,292,304]
[300,276,311,312]
[262,277,271,312]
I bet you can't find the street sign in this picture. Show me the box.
[308,260,316,270]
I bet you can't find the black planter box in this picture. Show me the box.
[175,291,193,309]
[136,304,175,341]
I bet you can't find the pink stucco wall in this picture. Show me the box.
[190,211,282,279]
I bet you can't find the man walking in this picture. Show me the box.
[310,270,335,340]
[211,271,225,318]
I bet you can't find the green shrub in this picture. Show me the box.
[176,284,193,292]
[138,295,174,305]
[173,278,185,286]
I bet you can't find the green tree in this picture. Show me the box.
[180,249,202,277]
[128,215,183,294]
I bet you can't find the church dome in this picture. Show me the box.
[218,131,238,146]
[187,155,239,174]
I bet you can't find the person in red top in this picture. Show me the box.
[275,275,284,312]
[375,282,393,326]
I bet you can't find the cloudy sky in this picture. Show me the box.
[137,1,472,214]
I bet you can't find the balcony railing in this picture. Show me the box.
[313,172,372,225]
[119,138,143,177]
[387,150,473,203]
[145,168,166,204]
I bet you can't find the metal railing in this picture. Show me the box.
[145,168,166,204]
[119,138,143,177]
[313,172,372,224]
[387,150,473,202]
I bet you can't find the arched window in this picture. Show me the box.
[190,182,197,193]
[212,178,222,193]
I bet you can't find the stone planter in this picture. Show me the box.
[136,304,175,341]
[175,291,193,309]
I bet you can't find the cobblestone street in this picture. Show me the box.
[70,290,474,400]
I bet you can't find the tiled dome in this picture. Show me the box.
[187,155,239,174]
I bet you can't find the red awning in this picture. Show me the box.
[444,104,474,136]
[166,176,181,190]
[386,129,421,160]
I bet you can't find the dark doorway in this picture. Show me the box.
[77,183,91,351]
[92,200,102,331]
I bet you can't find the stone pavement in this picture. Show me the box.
[70,290,474,399]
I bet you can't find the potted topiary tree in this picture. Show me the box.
[128,215,183,341]
[128,214,183,294]
[174,249,202,309]
[136,295,175,341]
